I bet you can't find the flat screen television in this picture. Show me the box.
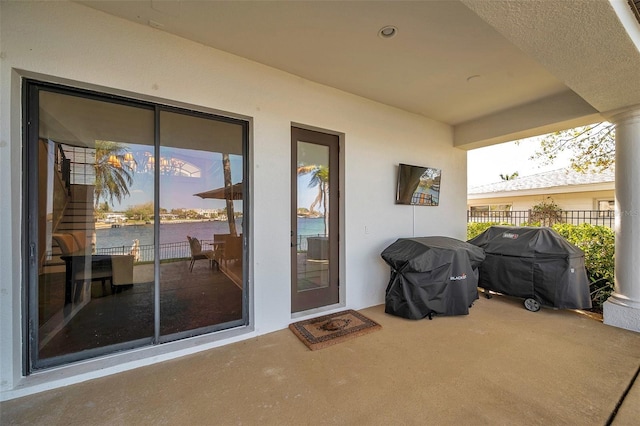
[395,163,441,206]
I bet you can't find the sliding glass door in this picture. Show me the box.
[158,110,245,339]
[25,81,248,370]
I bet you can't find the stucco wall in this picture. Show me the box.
[0,1,466,398]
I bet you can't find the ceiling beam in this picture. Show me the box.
[454,91,600,149]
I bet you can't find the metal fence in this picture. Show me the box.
[96,240,193,263]
[467,210,615,228]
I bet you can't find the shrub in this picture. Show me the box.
[467,222,511,240]
[467,221,615,310]
[519,221,541,227]
[530,197,563,226]
[552,223,615,309]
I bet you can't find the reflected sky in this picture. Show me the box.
[117,144,244,211]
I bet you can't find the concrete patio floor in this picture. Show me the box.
[2,294,639,425]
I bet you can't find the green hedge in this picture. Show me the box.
[466,222,510,240]
[552,223,615,308]
[466,222,615,309]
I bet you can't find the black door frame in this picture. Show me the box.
[23,79,250,372]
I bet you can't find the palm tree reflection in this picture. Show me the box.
[297,165,329,236]
[94,140,136,208]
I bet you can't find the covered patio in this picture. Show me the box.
[2,298,639,424]
[2,0,640,408]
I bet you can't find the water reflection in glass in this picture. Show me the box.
[158,111,244,337]
[37,90,155,361]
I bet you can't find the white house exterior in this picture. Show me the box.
[468,168,616,212]
[1,1,640,400]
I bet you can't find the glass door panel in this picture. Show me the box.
[33,89,155,365]
[297,142,330,291]
[291,128,339,312]
[158,110,245,339]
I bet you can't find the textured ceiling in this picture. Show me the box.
[463,0,640,114]
[79,0,640,131]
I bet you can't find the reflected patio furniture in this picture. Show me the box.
[214,233,242,267]
[110,255,134,290]
[53,232,103,303]
[187,235,216,272]
[60,255,110,305]
[212,233,227,266]
[60,254,135,303]
[307,236,329,261]
[52,232,88,256]
[193,182,243,200]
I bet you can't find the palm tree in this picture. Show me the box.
[297,165,329,235]
[94,141,136,208]
[222,153,238,237]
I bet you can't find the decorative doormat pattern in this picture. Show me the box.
[289,309,381,350]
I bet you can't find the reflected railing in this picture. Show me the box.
[55,144,72,196]
[94,240,204,263]
[43,241,200,263]
[45,235,323,263]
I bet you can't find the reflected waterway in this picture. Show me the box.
[96,220,239,251]
[96,217,326,251]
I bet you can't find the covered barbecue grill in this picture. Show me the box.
[468,226,592,311]
[381,236,485,319]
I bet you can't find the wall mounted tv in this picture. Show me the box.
[395,163,442,206]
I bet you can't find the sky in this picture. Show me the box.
[113,146,245,211]
[467,136,573,188]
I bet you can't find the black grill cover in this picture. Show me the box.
[468,226,592,309]
[381,236,486,319]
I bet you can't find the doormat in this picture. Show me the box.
[289,310,381,351]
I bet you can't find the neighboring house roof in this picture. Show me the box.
[468,168,615,198]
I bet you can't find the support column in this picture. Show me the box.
[603,107,640,333]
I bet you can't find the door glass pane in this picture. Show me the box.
[158,111,244,337]
[296,141,330,292]
[36,90,154,361]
